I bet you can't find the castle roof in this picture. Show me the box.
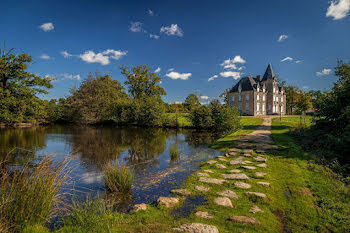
[262,63,275,81]
[229,76,256,93]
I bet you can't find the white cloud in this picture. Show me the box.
[148,9,154,16]
[61,51,73,58]
[160,24,183,37]
[326,0,350,20]
[220,71,242,80]
[174,101,182,104]
[79,49,127,65]
[316,68,332,76]
[129,22,144,32]
[200,95,209,100]
[61,73,81,80]
[296,60,302,64]
[281,57,293,62]
[221,55,246,69]
[40,54,50,60]
[167,68,175,72]
[278,34,288,42]
[154,67,161,73]
[238,66,246,70]
[39,22,54,31]
[165,71,191,80]
[302,86,309,89]
[150,34,160,39]
[208,74,218,81]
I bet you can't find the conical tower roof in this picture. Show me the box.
[262,63,275,81]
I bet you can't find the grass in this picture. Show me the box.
[169,144,180,162]
[103,161,135,193]
[0,156,70,232]
[165,113,191,128]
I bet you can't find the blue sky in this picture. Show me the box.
[1,0,350,103]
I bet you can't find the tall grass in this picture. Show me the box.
[103,161,134,193]
[0,156,70,232]
[169,144,180,162]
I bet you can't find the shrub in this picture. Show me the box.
[0,156,70,232]
[103,161,134,193]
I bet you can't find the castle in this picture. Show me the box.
[227,64,286,116]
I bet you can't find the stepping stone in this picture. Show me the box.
[204,169,214,173]
[228,152,236,156]
[157,197,179,208]
[254,156,267,162]
[229,216,261,225]
[194,211,214,219]
[243,149,254,153]
[170,189,191,196]
[215,164,227,169]
[246,191,267,199]
[218,158,227,162]
[257,181,270,187]
[214,197,233,208]
[217,155,226,158]
[249,205,264,213]
[225,153,231,157]
[207,160,217,164]
[229,169,241,173]
[131,203,147,212]
[229,148,241,152]
[255,172,267,178]
[217,190,238,199]
[195,185,210,192]
[257,163,267,168]
[197,172,210,177]
[234,182,252,189]
[173,223,219,233]
[242,160,253,164]
[256,149,266,153]
[199,177,226,185]
[222,173,249,180]
[241,166,256,170]
[230,160,245,165]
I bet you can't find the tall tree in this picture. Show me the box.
[184,93,200,110]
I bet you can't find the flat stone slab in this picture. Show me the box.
[241,165,256,170]
[257,163,267,168]
[254,156,267,162]
[215,164,227,169]
[214,197,233,208]
[194,211,214,219]
[217,190,238,199]
[207,160,217,164]
[250,205,264,213]
[256,172,267,178]
[218,158,227,162]
[234,182,252,189]
[229,215,261,225]
[195,185,210,192]
[257,181,270,187]
[217,155,226,158]
[199,177,226,185]
[157,197,180,208]
[173,223,219,233]
[170,189,191,196]
[230,160,245,165]
[229,148,241,152]
[223,173,249,180]
[242,160,253,164]
[203,169,214,174]
[246,191,267,199]
[242,149,254,153]
[197,172,210,177]
[131,203,147,212]
[256,149,266,153]
[229,169,241,173]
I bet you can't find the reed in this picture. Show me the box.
[169,144,180,162]
[103,161,134,193]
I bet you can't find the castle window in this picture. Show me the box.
[262,103,265,112]
[281,105,284,112]
[257,103,260,112]
[273,105,275,112]
[245,103,249,111]
[238,104,242,111]
[238,95,242,101]
[268,104,271,110]
[281,97,283,102]
[246,94,250,101]
[231,95,235,102]
[263,87,265,93]
[257,86,259,92]
[257,94,260,101]
[273,87,276,93]
[263,95,265,101]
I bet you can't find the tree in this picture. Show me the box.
[121,65,166,99]
[296,91,312,114]
[0,47,52,123]
[219,88,231,105]
[284,85,300,114]
[184,93,200,110]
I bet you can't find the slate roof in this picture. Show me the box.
[229,76,256,93]
[262,63,275,81]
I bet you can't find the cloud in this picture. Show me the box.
[154,67,161,73]
[167,68,175,72]
[221,55,246,69]
[40,54,50,60]
[61,51,73,58]
[302,86,309,89]
[165,71,191,80]
[129,22,144,32]
[278,34,288,42]
[148,9,154,16]
[281,57,293,62]
[220,71,242,79]
[150,34,160,39]
[39,22,54,31]
[174,101,182,104]
[316,68,331,76]
[238,66,246,70]
[160,24,183,37]
[208,74,218,81]
[79,49,127,65]
[61,73,81,80]
[295,60,302,64]
[326,0,350,20]
[200,95,209,100]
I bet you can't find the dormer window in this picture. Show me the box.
[238,84,242,93]
[257,86,259,92]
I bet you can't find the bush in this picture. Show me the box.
[103,161,134,193]
[0,156,70,232]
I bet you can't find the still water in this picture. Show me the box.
[0,125,221,207]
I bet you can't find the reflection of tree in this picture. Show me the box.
[0,127,47,164]
[184,129,220,147]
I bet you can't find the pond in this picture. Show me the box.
[0,125,222,208]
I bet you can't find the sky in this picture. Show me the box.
[1,0,350,103]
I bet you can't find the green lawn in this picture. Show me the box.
[165,113,191,128]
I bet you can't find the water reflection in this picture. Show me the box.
[0,125,221,205]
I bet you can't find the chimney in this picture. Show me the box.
[256,75,261,82]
